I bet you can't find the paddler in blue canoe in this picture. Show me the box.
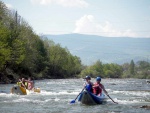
[70,75,118,104]
[93,76,118,104]
[93,76,108,96]
[83,75,93,93]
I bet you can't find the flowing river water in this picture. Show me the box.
[0,79,150,113]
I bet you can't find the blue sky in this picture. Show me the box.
[2,0,150,38]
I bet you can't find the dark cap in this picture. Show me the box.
[84,75,91,80]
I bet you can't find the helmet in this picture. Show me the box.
[96,76,101,81]
[84,75,91,80]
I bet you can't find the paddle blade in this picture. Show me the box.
[70,100,75,104]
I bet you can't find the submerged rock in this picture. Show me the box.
[146,80,150,84]
[140,105,150,109]
[111,83,117,85]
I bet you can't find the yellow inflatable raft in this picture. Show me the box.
[11,86,40,95]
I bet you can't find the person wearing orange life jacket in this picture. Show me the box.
[93,76,108,96]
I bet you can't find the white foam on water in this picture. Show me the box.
[3,97,59,104]
[43,98,60,102]
[112,98,140,104]
[44,99,52,102]
[2,98,30,103]
[46,81,71,85]
[54,98,60,101]
[40,90,79,96]
[32,98,60,103]
[0,93,8,96]
[103,79,128,84]
[111,90,150,97]
[33,99,49,103]
[12,98,30,102]
[128,91,150,97]
[117,100,139,104]
[106,89,111,91]
[0,93,15,98]
[106,90,150,104]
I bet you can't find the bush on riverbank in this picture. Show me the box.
[78,60,150,79]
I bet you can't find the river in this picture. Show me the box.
[0,79,150,113]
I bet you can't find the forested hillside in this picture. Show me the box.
[0,1,82,83]
[0,1,149,84]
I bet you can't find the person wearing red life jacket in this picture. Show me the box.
[93,76,118,104]
[93,76,108,96]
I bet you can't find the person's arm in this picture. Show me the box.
[83,82,86,87]
[93,83,99,88]
[19,79,26,88]
[24,80,33,83]
[91,82,94,86]
[101,84,108,95]
[101,84,118,104]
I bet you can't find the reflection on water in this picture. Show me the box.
[0,79,150,113]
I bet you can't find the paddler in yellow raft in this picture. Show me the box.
[25,77,40,94]
[11,77,40,95]
[17,78,28,88]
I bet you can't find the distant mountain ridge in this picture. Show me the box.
[45,33,150,65]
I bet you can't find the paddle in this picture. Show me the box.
[70,87,85,104]
[19,79,27,89]
[96,81,118,104]
[106,94,118,104]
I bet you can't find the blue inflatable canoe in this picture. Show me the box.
[78,91,107,105]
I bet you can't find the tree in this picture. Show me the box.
[135,61,150,79]
[130,60,135,75]
[0,22,11,71]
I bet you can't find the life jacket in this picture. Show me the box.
[27,80,34,90]
[17,82,28,88]
[93,83,103,95]
[85,82,93,93]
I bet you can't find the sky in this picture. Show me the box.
[2,0,150,38]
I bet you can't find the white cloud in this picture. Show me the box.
[30,0,54,5]
[30,0,88,8]
[73,15,138,37]
[5,3,13,9]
